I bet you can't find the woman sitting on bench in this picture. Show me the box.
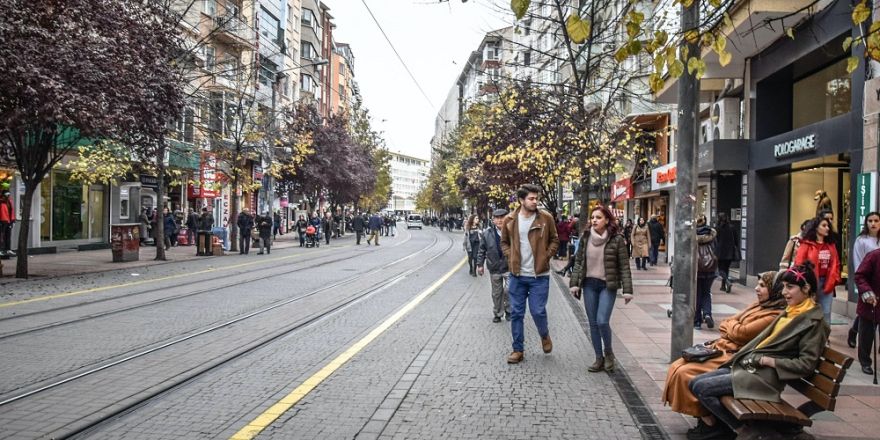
[663,270,786,419]
[687,261,829,440]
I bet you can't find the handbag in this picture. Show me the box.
[681,344,722,362]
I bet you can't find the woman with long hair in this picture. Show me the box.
[687,262,829,439]
[663,271,785,419]
[569,205,633,372]
[464,215,481,276]
[848,211,880,348]
[794,217,841,322]
[631,217,650,270]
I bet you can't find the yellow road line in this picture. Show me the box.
[0,244,351,309]
[229,257,467,440]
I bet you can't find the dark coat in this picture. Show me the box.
[198,212,214,231]
[368,214,383,231]
[724,305,829,402]
[715,222,740,261]
[186,212,199,229]
[569,232,633,295]
[163,213,177,236]
[351,215,366,231]
[476,225,508,274]
[648,219,665,245]
[696,225,717,278]
[855,249,880,322]
[237,212,254,233]
[256,215,272,238]
[322,216,334,233]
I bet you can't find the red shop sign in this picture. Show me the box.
[610,178,633,202]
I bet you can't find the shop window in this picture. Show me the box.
[120,186,130,220]
[792,58,851,129]
[789,159,851,274]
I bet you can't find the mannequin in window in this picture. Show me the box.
[814,190,832,216]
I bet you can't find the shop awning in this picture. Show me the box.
[167,139,200,171]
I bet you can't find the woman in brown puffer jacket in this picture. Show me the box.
[631,217,650,270]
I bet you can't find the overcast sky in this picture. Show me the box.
[331,0,510,161]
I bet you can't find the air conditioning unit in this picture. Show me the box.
[711,97,739,140]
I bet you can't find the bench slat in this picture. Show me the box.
[766,401,812,426]
[804,372,840,397]
[721,396,751,419]
[815,359,842,381]
[740,399,772,419]
[788,379,836,411]
[822,347,854,369]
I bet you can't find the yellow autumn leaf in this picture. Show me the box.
[847,56,860,73]
[511,0,530,20]
[785,27,794,39]
[854,1,871,24]
[669,59,685,77]
[566,14,591,44]
[713,34,727,53]
[843,36,853,52]
[718,50,732,67]
[626,21,640,39]
[615,45,629,62]
[648,73,664,93]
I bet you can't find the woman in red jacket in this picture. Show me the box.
[795,217,840,322]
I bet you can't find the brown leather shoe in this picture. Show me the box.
[507,351,524,364]
[542,335,553,353]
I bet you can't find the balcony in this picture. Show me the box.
[212,14,255,48]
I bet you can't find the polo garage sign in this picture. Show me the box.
[773,134,816,159]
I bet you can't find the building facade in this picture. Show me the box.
[387,152,429,214]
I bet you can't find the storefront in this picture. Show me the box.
[38,169,110,246]
[745,1,863,307]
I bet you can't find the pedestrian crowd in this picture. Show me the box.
[463,182,880,440]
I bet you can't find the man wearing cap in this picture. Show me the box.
[477,208,511,323]
[0,190,14,257]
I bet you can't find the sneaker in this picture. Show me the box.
[492,316,501,323]
[694,324,702,330]
[705,315,715,329]
[505,313,511,321]
[541,335,553,353]
[507,351,524,364]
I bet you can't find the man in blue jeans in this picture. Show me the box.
[500,184,560,364]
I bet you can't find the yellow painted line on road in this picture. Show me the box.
[0,244,352,309]
[229,257,468,440]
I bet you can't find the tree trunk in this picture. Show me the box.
[670,0,701,361]
[14,182,38,278]
[229,172,240,253]
[155,143,167,261]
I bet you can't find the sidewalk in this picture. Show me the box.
[0,230,341,285]
[551,259,880,439]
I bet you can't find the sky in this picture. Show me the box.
[331,0,510,161]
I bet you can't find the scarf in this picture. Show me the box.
[757,297,817,349]
[590,228,610,247]
[757,271,787,310]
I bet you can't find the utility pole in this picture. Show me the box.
[670,0,700,361]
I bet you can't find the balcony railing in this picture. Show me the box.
[212,15,255,47]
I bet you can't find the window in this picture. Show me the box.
[203,0,216,16]
[205,46,215,72]
[302,8,315,27]
[524,19,531,36]
[301,74,314,93]
[301,41,316,60]
[792,57,851,129]
[259,8,281,46]
[339,62,345,75]
[183,107,195,143]
[523,51,531,67]
[258,61,276,88]
[119,186,130,220]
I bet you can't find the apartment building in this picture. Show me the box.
[387,152,430,214]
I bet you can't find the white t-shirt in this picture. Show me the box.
[518,212,536,276]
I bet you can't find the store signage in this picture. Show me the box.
[651,163,677,191]
[610,178,633,202]
[856,172,878,228]
[773,134,816,159]
[140,175,159,190]
[188,153,218,199]
[253,164,264,181]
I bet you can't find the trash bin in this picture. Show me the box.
[111,223,141,262]
[197,231,214,256]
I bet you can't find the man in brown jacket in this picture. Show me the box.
[501,184,560,364]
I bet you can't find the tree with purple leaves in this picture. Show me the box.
[0,0,185,277]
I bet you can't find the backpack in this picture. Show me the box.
[697,241,718,273]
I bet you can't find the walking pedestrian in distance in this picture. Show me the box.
[500,184,560,364]
[794,216,841,323]
[237,209,254,255]
[648,215,665,266]
[464,215,481,276]
[556,214,571,260]
[847,212,880,348]
[186,208,199,246]
[631,217,650,270]
[256,212,272,254]
[163,208,176,250]
[854,248,880,376]
[273,210,282,239]
[138,208,150,246]
[367,212,382,245]
[351,211,366,245]
[296,215,308,247]
[0,191,14,257]
[623,218,633,258]
[323,211,333,245]
[714,212,740,293]
[569,205,633,372]
[695,215,718,330]
[477,208,511,323]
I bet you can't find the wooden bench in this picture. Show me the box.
[721,346,854,427]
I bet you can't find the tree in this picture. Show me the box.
[0,0,184,277]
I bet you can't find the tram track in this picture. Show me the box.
[0,231,414,339]
[0,230,453,433]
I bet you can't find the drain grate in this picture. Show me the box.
[640,424,667,440]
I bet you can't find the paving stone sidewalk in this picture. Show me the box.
[549,259,880,440]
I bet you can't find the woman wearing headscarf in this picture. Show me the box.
[663,270,786,418]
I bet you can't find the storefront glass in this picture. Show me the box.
[39,170,106,242]
[792,57,851,129]
[789,157,850,273]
